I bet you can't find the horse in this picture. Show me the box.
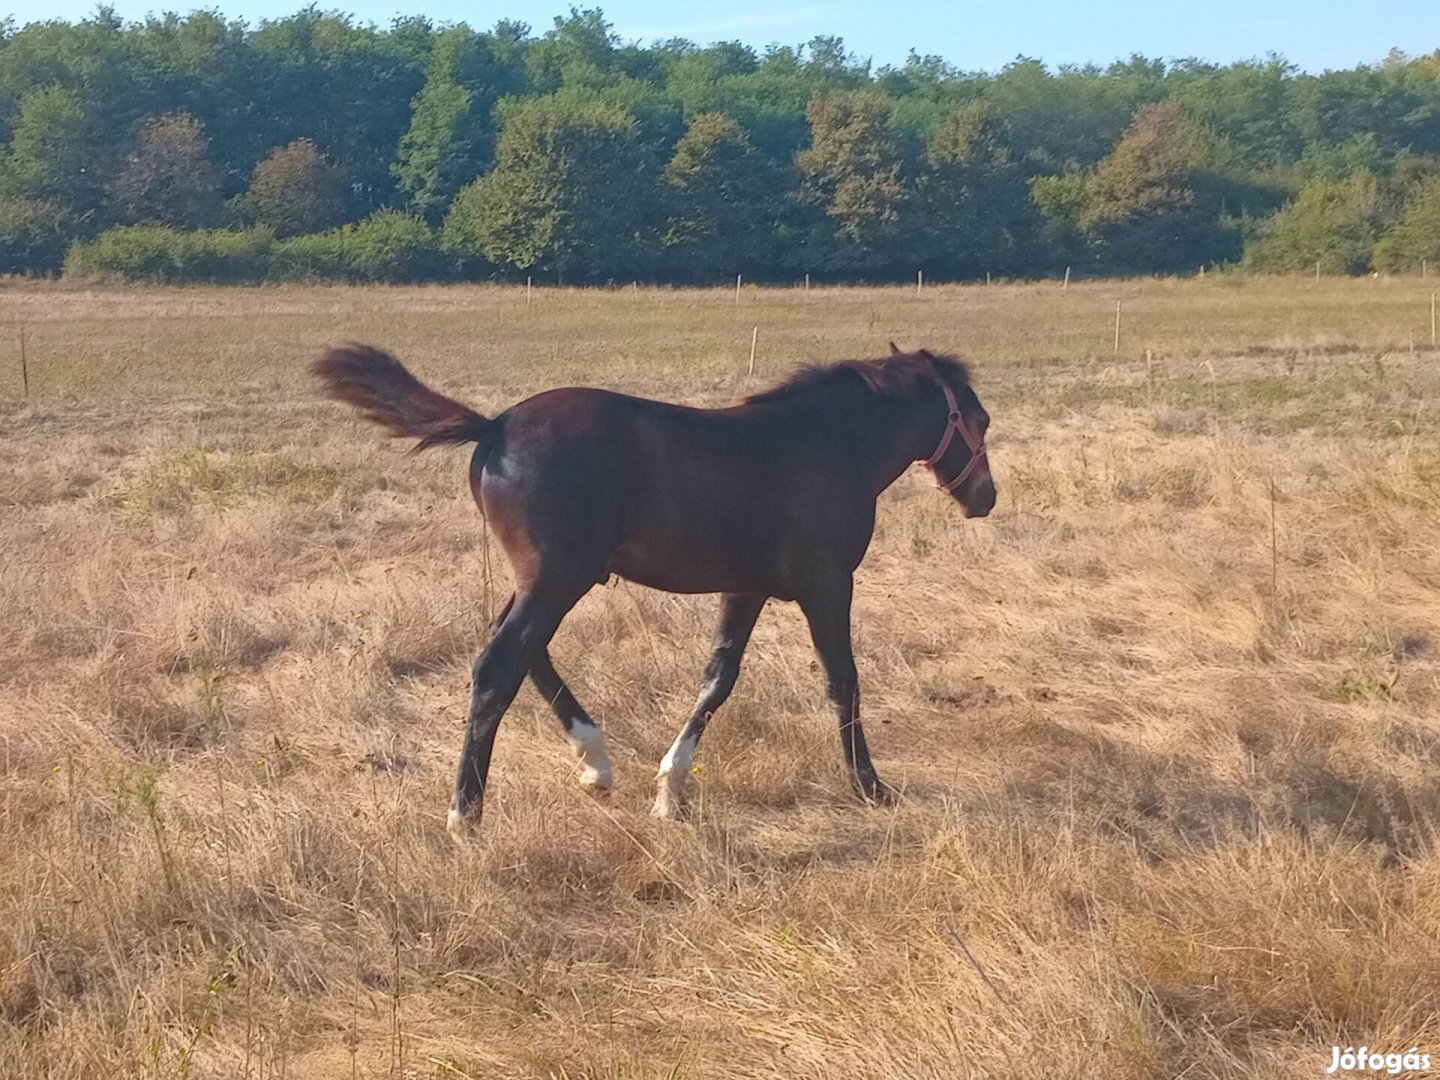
[312,342,995,841]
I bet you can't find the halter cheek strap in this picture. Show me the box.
[921,382,987,493]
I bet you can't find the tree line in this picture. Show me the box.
[3,7,1440,284]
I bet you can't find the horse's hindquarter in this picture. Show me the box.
[474,388,639,588]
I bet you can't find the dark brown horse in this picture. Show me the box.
[313,343,995,840]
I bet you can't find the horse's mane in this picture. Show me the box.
[743,349,971,405]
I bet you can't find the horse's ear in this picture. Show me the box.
[917,348,936,361]
[888,341,903,356]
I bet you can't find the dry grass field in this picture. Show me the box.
[2,276,1440,1078]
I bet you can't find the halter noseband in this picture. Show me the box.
[921,381,987,493]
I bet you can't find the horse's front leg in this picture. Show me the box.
[652,593,766,818]
[798,577,896,806]
[448,583,587,842]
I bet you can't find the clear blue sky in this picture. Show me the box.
[12,0,1437,73]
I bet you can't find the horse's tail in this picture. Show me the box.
[312,344,495,454]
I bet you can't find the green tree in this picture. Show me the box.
[524,8,624,94]
[876,52,984,138]
[108,111,223,227]
[990,57,1159,171]
[0,85,105,217]
[247,9,428,210]
[395,76,474,219]
[914,102,1036,278]
[1169,58,1301,168]
[393,24,528,220]
[794,90,907,274]
[13,9,1440,285]
[122,12,257,188]
[1245,172,1389,274]
[660,112,776,281]
[0,10,148,157]
[666,38,870,170]
[1029,173,1088,269]
[441,95,654,281]
[1080,102,1240,272]
[1287,62,1440,166]
[656,40,759,119]
[1372,176,1440,272]
[1298,133,1385,180]
[234,138,347,237]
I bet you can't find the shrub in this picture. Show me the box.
[1244,173,1389,275]
[65,212,444,284]
[267,229,348,282]
[0,196,76,275]
[1372,177,1440,272]
[271,210,442,283]
[64,226,274,283]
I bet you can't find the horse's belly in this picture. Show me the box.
[607,537,777,596]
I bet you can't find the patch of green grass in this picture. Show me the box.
[105,447,346,515]
[1344,453,1440,514]
[192,647,227,747]
[1334,671,1396,702]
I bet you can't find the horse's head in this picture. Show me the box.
[893,344,996,518]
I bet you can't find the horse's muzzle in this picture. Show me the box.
[961,476,996,518]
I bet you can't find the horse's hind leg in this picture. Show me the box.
[485,594,612,792]
[530,651,613,793]
[798,577,895,806]
[448,582,588,842]
[653,593,766,819]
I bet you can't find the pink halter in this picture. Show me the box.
[922,381,987,493]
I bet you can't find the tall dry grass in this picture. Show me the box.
[1,277,1439,1078]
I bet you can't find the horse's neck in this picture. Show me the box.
[867,396,932,494]
[778,386,927,495]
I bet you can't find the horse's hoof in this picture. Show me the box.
[856,778,899,807]
[446,807,474,844]
[578,763,613,794]
[651,788,686,820]
[569,724,614,795]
